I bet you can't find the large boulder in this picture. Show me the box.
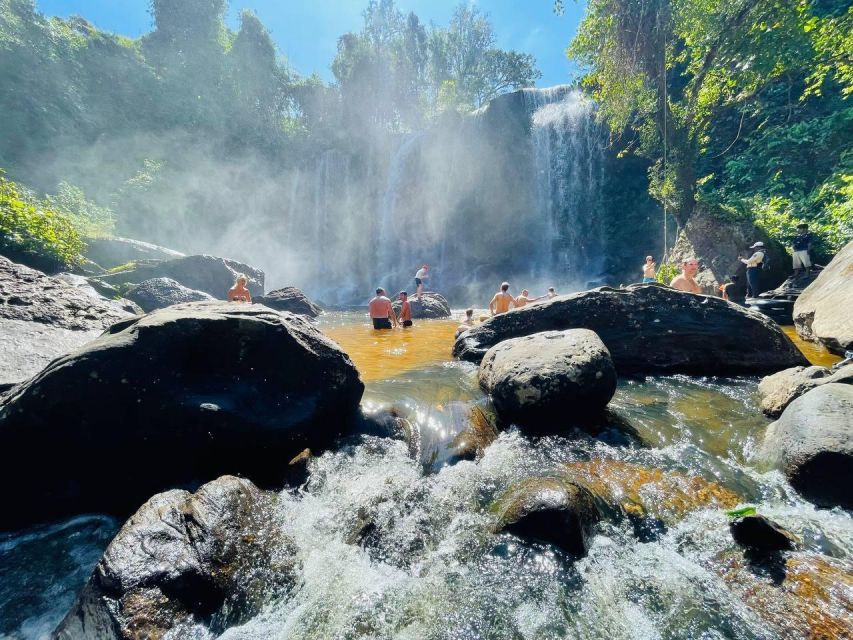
[454,284,808,375]
[126,277,214,312]
[758,363,853,418]
[478,329,616,427]
[668,204,789,295]
[255,286,322,318]
[0,256,134,386]
[93,254,265,299]
[84,236,185,269]
[759,383,853,509]
[392,292,451,319]
[0,301,364,530]
[54,476,297,640]
[794,240,853,354]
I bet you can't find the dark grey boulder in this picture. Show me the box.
[93,254,264,299]
[730,515,797,552]
[454,284,808,375]
[126,277,214,312]
[84,236,185,268]
[54,476,297,640]
[0,256,134,386]
[255,286,322,318]
[0,301,364,530]
[392,292,451,319]
[758,364,853,418]
[490,477,601,556]
[760,383,853,509]
[478,329,616,428]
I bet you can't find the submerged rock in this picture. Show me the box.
[454,284,808,375]
[393,292,451,319]
[760,383,853,509]
[758,363,853,418]
[794,239,853,355]
[255,286,322,318]
[92,254,265,299]
[125,277,214,312]
[478,329,616,428]
[0,301,364,530]
[729,514,797,552]
[54,476,297,640]
[491,477,600,556]
[0,256,134,385]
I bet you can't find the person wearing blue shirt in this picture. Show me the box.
[792,223,814,275]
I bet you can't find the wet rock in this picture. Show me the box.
[491,477,600,556]
[126,277,214,312]
[255,286,322,318]
[730,515,797,552]
[794,239,853,355]
[54,272,143,315]
[478,329,616,428]
[0,256,134,385]
[760,383,853,509]
[393,292,451,319]
[92,254,265,299]
[0,301,364,530]
[758,364,853,418]
[454,284,808,375]
[54,476,297,640]
[84,236,185,268]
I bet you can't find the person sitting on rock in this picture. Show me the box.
[740,242,765,298]
[227,274,252,303]
[669,257,703,294]
[398,291,413,328]
[514,289,546,308]
[369,287,398,330]
[414,264,429,301]
[489,282,516,315]
[547,287,557,299]
[642,256,657,283]
[455,308,476,338]
[792,223,814,276]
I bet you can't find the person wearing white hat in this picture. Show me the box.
[740,241,765,298]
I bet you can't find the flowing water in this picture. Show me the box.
[1,314,850,639]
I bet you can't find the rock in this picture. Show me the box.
[454,284,808,375]
[54,476,297,640]
[794,240,853,355]
[84,236,185,268]
[759,267,822,301]
[54,272,143,316]
[668,204,789,295]
[490,477,601,556]
[760,383,853,509]
[758,364,853,418]
[392,292,451,319]
[478,329,616,427]
[126,277,214,312]
[255,287,322,318]
[0,301,364,530]
[0,256,134,385]
[730,514,797,552]
[92,254,265,299]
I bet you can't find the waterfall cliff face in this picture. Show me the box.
[266,87,625,305]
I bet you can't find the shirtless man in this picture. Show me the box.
[227,274,252,303]
[368,287,398,329]
[514,289,546,308]
[669,258,703,294]
[414,264,429,301]
[398,291,413,327]
[642,256,657,283]
[489,282,515,315]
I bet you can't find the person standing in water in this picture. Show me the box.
[398,291,413,327]
[514,289,546,308]
[414,264,429,301]
[669,258,703,294]
[642,256,657,283]
[489,282,515,315]
[368,288,398,329]
[227,274,252,302]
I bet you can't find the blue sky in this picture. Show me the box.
[36,0,587,88]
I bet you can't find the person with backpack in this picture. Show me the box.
[740,241,766,298]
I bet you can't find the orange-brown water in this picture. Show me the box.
[322,314,460,382]
[782,326,842,368]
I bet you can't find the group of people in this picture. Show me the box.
[367,264,430,329]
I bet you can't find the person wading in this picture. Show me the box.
[398,291,413,328]
[368,288,398,329]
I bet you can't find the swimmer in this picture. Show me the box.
[398,291,413,327]
[455,308,475,338]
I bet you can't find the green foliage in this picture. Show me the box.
[44,182,115,238]
[0,171,85,267]
[655,261,679,284]
[725,505,757,518]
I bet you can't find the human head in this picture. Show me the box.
[730,275,739,282]
[682,257,699,277]
[376,287,384,295]
[548,287,555,294]
[235,274,247,287]
[797,223,808,232]
[465,308,473,318]
[500,282,510,292]
[399,291,408,300]
[645,255,654,262]
[422,264,429,270]
[521,289,529,296]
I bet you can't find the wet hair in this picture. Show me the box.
[501,282,510,292]
[465,308,473,317]
[376,287,384,295]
